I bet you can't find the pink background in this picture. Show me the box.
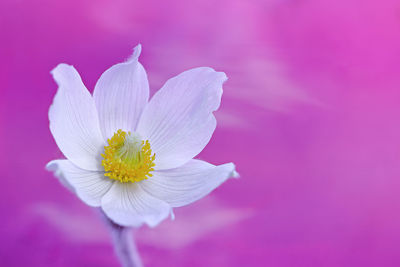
[2,0,400,266]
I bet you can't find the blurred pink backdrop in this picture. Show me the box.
[2,0,400,266]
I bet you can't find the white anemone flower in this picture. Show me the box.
[46,45,238,227]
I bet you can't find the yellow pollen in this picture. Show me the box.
[101,129,155,183]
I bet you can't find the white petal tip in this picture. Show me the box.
[50,63,77,87]
[232,170,240,178]
[227,162,239,178]
[219,71,228,83]
[46,160,60,174]
[45,160,77,194]
[128,44,142,62]
[45,161,54,171]
[50,63,72,76]
[202,68,227,83]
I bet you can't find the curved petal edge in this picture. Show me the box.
[141,159,237,207]
[49,64,105,171]
[137,67,228,170]
[94,44,150,139]
[101,182,172,227]
[46,159,114,207]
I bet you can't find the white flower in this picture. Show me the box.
[46,45,238,227]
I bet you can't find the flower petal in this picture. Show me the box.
[101,182,171,227]
[137,67,227,170]
[94,45,150,139]
[49,64,105,171]
[46,160,114,207]
[141,159,237,207]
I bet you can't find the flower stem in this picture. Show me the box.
[101,211,143,267]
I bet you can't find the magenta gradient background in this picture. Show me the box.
[2,0,400,266]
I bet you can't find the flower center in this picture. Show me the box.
[101,129,155,183]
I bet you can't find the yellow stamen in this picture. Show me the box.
[101,129,155,183]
